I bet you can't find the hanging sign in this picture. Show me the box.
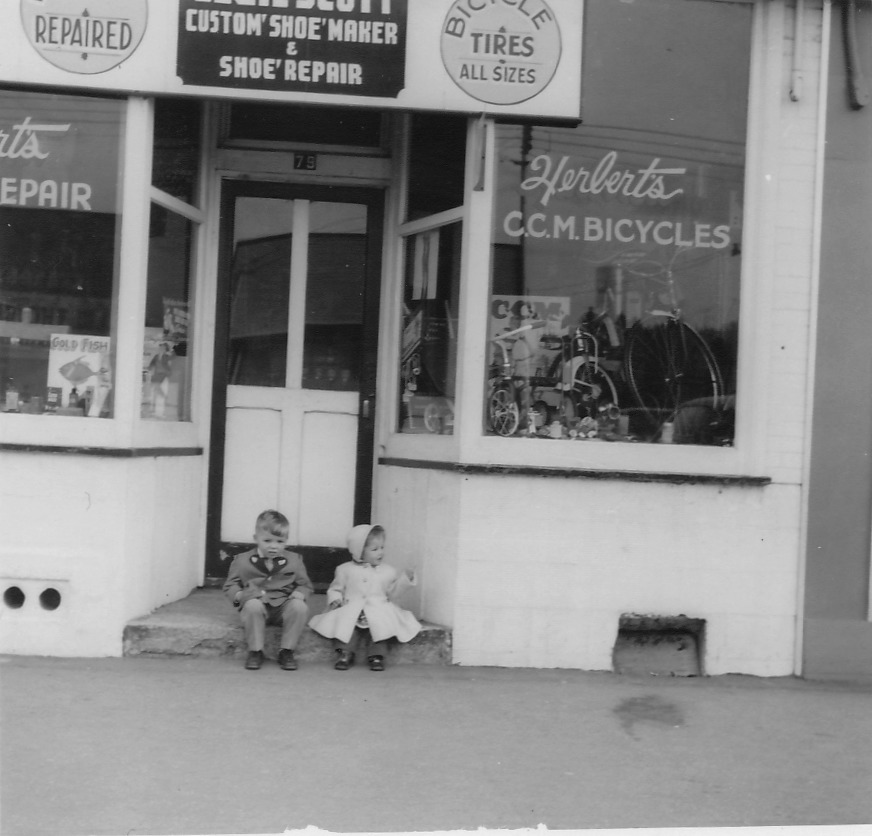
[20,0,148,75]
[441,0,561,105]
[176,0,407,97]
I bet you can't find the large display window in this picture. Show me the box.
[0,91,124,418]
[485,0,751,446]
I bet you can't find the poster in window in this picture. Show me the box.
[46,334,111,417]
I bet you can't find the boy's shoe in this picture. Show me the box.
[334,651,354,671]
[368,655,385,672]
[278,649,298,671]
[245,650,264,670]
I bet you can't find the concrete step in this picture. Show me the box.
[122,588,452,665]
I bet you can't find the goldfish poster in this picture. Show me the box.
[47,334,112,417]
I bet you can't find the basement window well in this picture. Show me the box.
[613,613,706,677]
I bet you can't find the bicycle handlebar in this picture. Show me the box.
[491,321,545,343]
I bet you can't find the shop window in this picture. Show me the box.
[399,222,461,435]
[141,98,201,421]
[141,207,195,421]
[406,114,467,221]
[397,114,467,434]
[152,98,201,205]
[0,91,124,418]
[485,0,751,446]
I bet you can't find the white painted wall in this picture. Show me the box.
[377,468,800,675]
[0,452,203,656]
[373,466,461,627]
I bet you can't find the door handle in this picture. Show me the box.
[361,397,373,419]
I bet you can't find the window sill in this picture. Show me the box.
[378,456,770,487]
[0,442,203,458]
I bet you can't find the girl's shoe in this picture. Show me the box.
[334,651,354,670]
[368,655,385,672]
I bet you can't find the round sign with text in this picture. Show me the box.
[21,0,147,75]
[441,0,562,106]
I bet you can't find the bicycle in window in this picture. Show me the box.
[487,322,619,437]
[586,249,727,443]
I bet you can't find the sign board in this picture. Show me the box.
[0,92,123,215]
[0,0,582,119]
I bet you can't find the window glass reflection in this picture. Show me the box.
[406,114,466,221]
[227,198,293,387]
[399,223,461,434]
[152,98,201,205]
[303,202,367,391]
[141,208,195,420]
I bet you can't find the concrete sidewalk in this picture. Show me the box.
[2,654,871,836]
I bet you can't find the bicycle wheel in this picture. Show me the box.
[567,361,619,421]
[488,383,520,436]
[624,318,723,437]
[423,400,443,434]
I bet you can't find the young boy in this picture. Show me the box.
[223,509,313,671]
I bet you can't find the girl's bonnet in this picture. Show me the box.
[347,523,383,563]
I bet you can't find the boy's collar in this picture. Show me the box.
[251,552,286,564]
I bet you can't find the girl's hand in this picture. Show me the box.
[328,599,343,610]
[405,568,416,583]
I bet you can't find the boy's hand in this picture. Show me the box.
[237,581,265,606]
[328,598,343,610]
[405,568,416,583]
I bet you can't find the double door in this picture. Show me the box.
[205,181,383,578]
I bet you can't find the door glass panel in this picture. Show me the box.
[227,197,293,386]
[303,202,367,391]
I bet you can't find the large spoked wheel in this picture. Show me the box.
[567,362,619,421]
[488,383,520,436]
[624,317,723,438]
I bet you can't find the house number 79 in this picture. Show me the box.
[294,153,317,170]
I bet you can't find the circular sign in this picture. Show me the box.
[21,0,147,75]
[441,0,562,106]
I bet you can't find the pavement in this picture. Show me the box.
[1,654,871,836]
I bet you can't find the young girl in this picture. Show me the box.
[309,523,420,671]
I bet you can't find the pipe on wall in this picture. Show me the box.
[790,0,805,101]
[842,0,871,108]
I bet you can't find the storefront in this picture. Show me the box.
[0,0,850,677]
